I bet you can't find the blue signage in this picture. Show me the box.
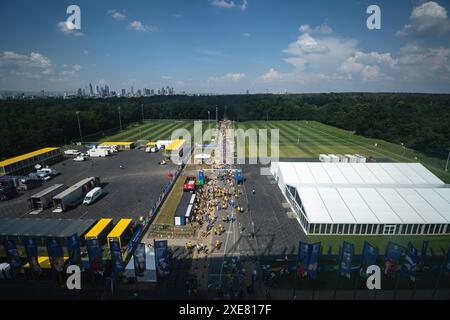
[67,234,81,266]
[86,238,103,272]
[402,242,418,282]
[23,238,41,273]
[46,238,65,272]
[340,242,354,278]
[297,242,310,277]
[385,242,405,276]
[109,239,125,273]
[154,240,170,277]
[133,242,146,277]
[3,240,22,270]
[360,242,379,277]
[445,249,450,273]
[307,242,321,279]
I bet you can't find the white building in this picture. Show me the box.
[270,162,450,236]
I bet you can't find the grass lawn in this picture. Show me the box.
[99,120,217,143]
[234,120,450,183]
[154,175,186,225]
[309,234,450,256]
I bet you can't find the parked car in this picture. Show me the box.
[183,176,197,192]
[73,155,86,162]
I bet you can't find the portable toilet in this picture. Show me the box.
[198,170,205,186]
[328,154,340,163]
[319,154,330,162]
[236,170,243,184]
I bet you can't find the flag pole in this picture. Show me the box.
[432,253,446,299]
[333,247,342,300]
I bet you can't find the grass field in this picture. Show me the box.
[99,120,217,143]
[234,120,450,183]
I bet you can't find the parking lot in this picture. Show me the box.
[0,149,178,220]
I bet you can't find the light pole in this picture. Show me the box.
[445,149,450,172]
[76,111,83,143]
[118,106,123,131]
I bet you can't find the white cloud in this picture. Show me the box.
[397,1,450,37]
[242,32,251,37]
[108,9,127,21]
[0,51,52,69]
[196,48,227,57]
[211,0,248,11]
[83,50,89,56]
[398,43,450,77]
[285,33,330,55]
[57,21,84,36]
[299,23,333,35]
[209,72,245,82]
[340,51,397,80]
[128,20,155,32]
[259,68,281,81]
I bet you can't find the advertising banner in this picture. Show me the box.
[46,238,64,272]
[360,241,379,277]
[385,242,405,277]
[86,238,103,272]
[133,242,146,277]
[297,242,309,277]
[154,240,170,277]
[23,238,41,274]
[67,234,81,266]
[445,249,450,273]
[402,242,418,282]
[109,238,125,273]
[340,242,354,279]
[3,239,22,270]
[307,242,321,279]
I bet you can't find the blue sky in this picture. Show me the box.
[1,0,450,93]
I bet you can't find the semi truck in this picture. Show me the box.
[28,184,68,215]
[52,177,100,213]
[0,175,42,192]
[0,186,16,201]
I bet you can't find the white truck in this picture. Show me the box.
[87,148,110,158]
[83,187,102,205]
[64,150,81,157]
[98,145,118,153]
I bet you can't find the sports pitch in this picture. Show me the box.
[234,120,450,183]
[99,119,217,143]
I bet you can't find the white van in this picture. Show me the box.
[83,187,102,205]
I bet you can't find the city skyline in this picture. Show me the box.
[1,0,450,93]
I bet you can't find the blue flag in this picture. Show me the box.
[109,238,125,273]
[154,240,170,277]
[307,243,321,279]
[385,242,405,276]
[46,238,64,272]
[3,240,22,270]
[360,242,378,277]
[340,242,354,279]
[86,238,103,272]
[402,243,418,282]
[133,242,146,277]
[445,249,450,273]
[67,234,81,266]
[23,238,41,274]
[297,242,310,277]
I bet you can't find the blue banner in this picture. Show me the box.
[127,224,144,253]
[340,242,354,278]
[133,242,146,277]
[307,242,321,279]
[109,238,125,273]
[154,240,170,277]
[67,234,81,266]
[385,242,405,276]
[236,170,242,183]
[199,170,204,181]
[297,242,309,277]
[402,243,418,282]
[3,240,22,270]
[46,238,64,272]
[86,238,103,272]
[22,238,41,274]
[360,242,379,277]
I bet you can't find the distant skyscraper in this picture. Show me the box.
[131,86,134,95]
[121,89,126,96]
[89,83,94,96]
[105,85,110,96]
[96,85,100,95]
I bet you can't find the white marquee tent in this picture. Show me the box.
[270,162,450,236]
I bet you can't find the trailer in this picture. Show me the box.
[354,154,367,163]
[52,177,100,213]
[345,154,358,163]
[336,154,348,163]
[0,186,16,201]
[0,175,42,192]
[328,154,340,163]
[87,148,109,158]
[28,184,68,215]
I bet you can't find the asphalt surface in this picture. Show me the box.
[0,149,177,220]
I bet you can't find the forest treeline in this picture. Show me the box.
[0,93,449,160]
